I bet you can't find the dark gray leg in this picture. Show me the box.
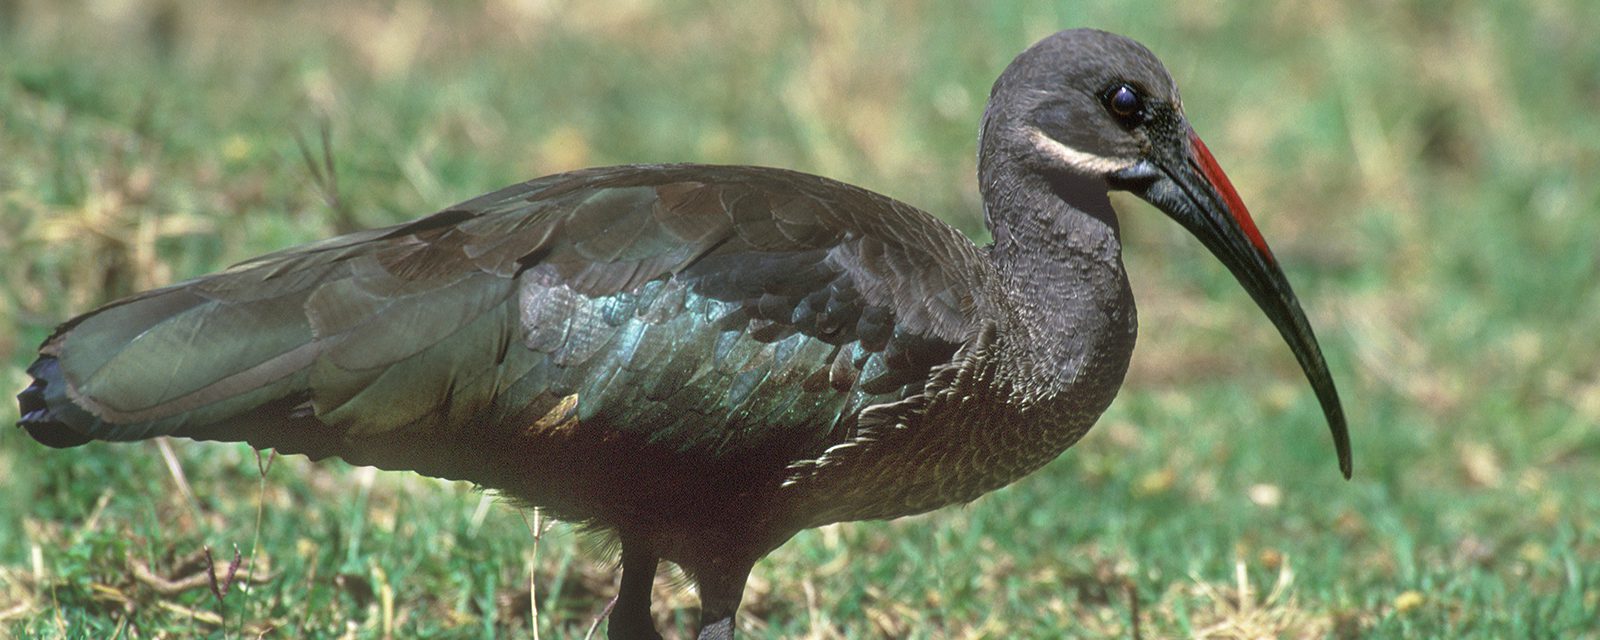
[607,540,662,640]
[694,562,753,640]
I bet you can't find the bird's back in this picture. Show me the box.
[19,163,992,527]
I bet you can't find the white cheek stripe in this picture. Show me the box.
[1029,128,1138,175]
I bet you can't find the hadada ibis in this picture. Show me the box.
[17,29,1350,639]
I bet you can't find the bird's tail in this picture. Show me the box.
[17,356,98,448]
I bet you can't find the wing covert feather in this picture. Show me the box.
[44,164,985,464]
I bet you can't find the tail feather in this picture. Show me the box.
[17,356,96,448]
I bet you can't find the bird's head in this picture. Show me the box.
[983,28,1352,479]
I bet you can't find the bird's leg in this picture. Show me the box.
[607,539,663,640]
[693,561,753,640]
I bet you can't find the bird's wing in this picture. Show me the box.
[28,164,986,472]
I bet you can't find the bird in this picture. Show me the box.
[16,28,1349,639]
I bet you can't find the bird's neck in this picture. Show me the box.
[981,160,1138,397]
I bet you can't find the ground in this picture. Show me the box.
[2,0,1598,637]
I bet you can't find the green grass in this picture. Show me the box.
[3,0,1598,637]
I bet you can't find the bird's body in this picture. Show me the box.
[17,30,1348,639]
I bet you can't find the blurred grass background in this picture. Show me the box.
[2,0,1598,637]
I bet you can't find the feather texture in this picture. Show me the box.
[24,165,984,495]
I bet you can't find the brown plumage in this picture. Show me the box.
[17,29,1349,639]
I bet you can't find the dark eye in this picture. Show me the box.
[1103,83,1145,126]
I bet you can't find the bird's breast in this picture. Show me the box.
[776,316,1132,527]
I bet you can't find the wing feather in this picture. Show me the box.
[31,164,987,472]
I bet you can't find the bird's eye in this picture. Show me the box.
[1103,84,1145,126]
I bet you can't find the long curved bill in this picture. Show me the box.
[1110,126,1352,479]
